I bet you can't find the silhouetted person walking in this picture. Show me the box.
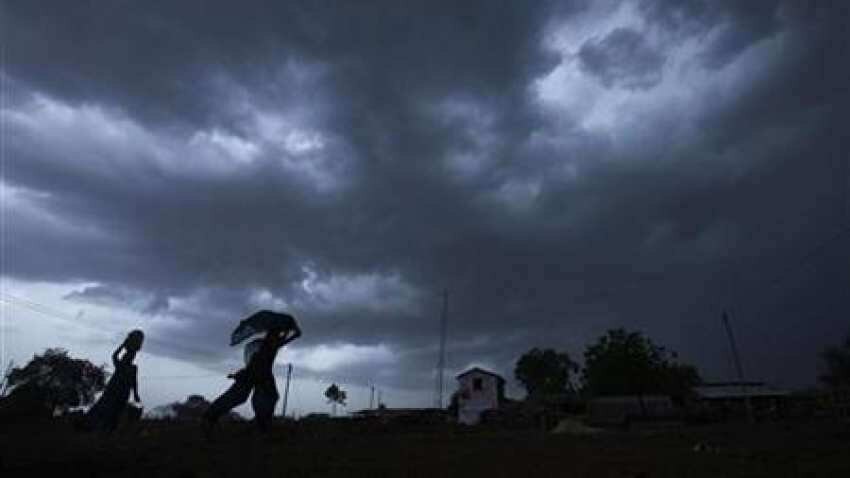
[203,322,301,434]
[81,330,143,432]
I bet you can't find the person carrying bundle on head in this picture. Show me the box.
[81,329,144,432]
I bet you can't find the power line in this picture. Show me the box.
[1,28,7,378]
[0,292,82,324]
[731,223,850,310]
[0,293,110,340]
[715,221,850,390]
[0,296,71,325]
[0,293,373,412]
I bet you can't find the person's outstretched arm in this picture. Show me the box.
[279,324,302,348]
[111,343,124,368]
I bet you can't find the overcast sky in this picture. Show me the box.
[2,0,848,416]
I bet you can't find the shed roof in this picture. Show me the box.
[456,367,505,382]
[694,384,790,399]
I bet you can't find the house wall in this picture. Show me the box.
[587,395,676,425]
[457,371,500,425]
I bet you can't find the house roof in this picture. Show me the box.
[694,384,790,400]
[456,367,505,382]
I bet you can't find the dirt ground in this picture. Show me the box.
[1,419,848,477]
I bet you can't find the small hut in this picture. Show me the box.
[455,367,506,425]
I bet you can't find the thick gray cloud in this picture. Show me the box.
[2,0,849,397]
[638,0,786,69]
[578,28,666,90]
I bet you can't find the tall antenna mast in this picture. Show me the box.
[722,309,753,422]
[722,310,745,382]
[280,363,293,418]
[435,289,449,408]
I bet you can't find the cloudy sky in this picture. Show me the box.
[1,0,848,415]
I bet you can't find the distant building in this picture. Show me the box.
[692,382,790,420]
[693,382,790,401]
[350,407,447,424]
[455,367,506,425]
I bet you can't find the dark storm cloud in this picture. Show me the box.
[3,0,849,395]
[2,0,562,128]
[578,28,666,90]
[638,0,786,69]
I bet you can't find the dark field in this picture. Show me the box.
[1,419,849,477]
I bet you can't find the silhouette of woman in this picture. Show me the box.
[203,322,301,434]
[82,330,143,431]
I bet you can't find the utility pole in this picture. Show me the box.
[722,310,753,422]
[370,384,375,409]
[281,363,293,418]
[435,289,449,409]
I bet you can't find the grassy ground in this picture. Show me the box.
[1,419,849,477]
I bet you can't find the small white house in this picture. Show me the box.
[456,367,505,425]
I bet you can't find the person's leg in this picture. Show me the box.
[204,379,252,423]
[251,380,279,432]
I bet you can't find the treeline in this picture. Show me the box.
[512,327,850,401]
[2,328,850,420]
[513,328,699,402]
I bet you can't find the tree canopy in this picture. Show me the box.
[324,383,347,415]
[582,328,700,398]
[514,348,578,398]
[4,348,107,413]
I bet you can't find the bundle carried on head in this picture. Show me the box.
[124,329,145,352]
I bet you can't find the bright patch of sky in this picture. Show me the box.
[492,178,543,212]
[0,276,420,416]
[298,266,421,314]
[252,111,351,193]
[288,342,395,373]
[535,0,791,156]
[189,128,261,164]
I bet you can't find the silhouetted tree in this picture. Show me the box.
[0,360,14,397]
[149,394,242,421]
[819,334,850,389]
[324,383,347,416]
[582,329,700,400]
[658,362,702,402]
[514,348,578,398]
[4,348,107,415]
